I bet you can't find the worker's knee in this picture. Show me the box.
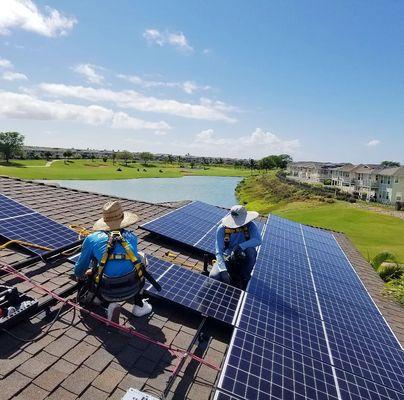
[209,263,231,284]
[244,247,257,264]
[209,263,221,280]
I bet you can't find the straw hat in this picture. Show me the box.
[93,201,139,231]
[222,205,258,229]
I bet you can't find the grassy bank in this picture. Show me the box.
[237,172,404,263]
[0,159,253,180]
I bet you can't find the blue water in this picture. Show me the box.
[45,176,243,208]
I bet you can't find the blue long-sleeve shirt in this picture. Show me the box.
[74,230,141,278]
[215,221,262,272]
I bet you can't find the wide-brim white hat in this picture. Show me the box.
[93,201,139,231]
[222,205,259,229]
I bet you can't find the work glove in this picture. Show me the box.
[231,245,246,261]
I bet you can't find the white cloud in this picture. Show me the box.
[117,73,210,94]
[0,57,12,68]
[366,139,380,147]
[0,0,77,37]
[193,128,300,158]
[38,83,236,122]
[73,63,104,85]
[0,90,170,131]
[167,32,193,52]
[143,28,193,52]
[2,71,28,81]
[143,29,165,46]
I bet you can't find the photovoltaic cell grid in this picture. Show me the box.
[140,200,264,255]
[217,214,404,399]
[145,255,244,325]
[0,194,78,255]
[218,329,340,400]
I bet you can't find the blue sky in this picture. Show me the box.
[0,0,403,162]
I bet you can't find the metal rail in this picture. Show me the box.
[162,316,208,399]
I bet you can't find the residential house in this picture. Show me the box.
[287,162,343,183]
[331,164,356,191]
[376,167,404,204]
[351,164,383,200]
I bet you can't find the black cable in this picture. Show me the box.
[1,304,66,343]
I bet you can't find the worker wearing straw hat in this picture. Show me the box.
[74,201,152,322]
[210,205,262,289]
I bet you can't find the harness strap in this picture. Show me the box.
[95,232,116,284]
[95,230,144,286]
[224,225,250,248]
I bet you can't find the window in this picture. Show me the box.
[395,177,399,184]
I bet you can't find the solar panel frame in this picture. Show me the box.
[0,194,79,254]
[145,256,244,325]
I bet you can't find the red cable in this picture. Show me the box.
[0,262,220,372]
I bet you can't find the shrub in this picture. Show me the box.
[384,277,404,306]
[372,252,403,282]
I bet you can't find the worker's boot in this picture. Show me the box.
[132,299,152,317]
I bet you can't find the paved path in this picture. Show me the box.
[354,203,404,221]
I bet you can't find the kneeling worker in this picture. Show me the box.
[210,205,262,289]
[74,201,152,322]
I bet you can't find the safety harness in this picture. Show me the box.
[95,230,144,286]
[223,225,250,249]
[79,231,160,304]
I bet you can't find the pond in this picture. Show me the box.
[43,176,243,208]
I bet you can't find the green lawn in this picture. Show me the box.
[0,159,252,180]
[237,173,404,263]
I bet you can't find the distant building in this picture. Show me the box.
[287,161,344,183]
[288,161,404,204]
[377,167,404,203]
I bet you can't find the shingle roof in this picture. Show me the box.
[0,176,403,400]
[332,163,356,172]
[378,166,404,177]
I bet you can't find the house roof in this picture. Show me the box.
[0,176,403,399]
[289,161,343,169]
[332,163,356,172]
[378,166,404,177]
[351,164,384,174]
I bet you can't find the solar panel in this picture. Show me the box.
[336,368,404,400]
[218,329,339,400]
[213,391,239,400]
[318,294,401,349]
[145,255,244,325]
[247,276,321,320]
[141,200,264,255]
[237,294,330,363]
[216,213,404,400]
[325,321,404,392]
[0,194,78,254]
